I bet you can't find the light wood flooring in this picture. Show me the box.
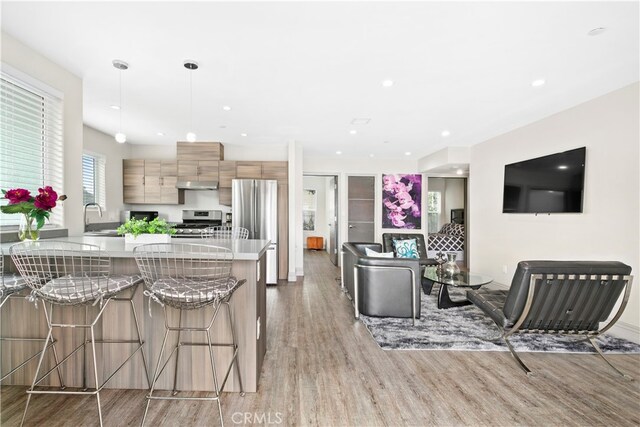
[1,250,639,426]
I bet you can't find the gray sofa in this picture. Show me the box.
[342,242,421,324]
[467,260,633,376]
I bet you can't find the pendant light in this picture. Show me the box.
[184,60,198,142]
[112,59,129,143]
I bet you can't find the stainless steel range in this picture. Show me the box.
[173,210,223,238]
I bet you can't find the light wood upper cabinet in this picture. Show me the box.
[177,141,224,161]
[219,161,237,188]
[262,161,288,185]
[236,161,262,179]
[123,159,183,205]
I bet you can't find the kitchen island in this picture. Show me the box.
[0,236,269,393]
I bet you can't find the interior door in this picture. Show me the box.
[348,175,375,242]
[328,176,338,265]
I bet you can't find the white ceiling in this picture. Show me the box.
[2,2,638,159]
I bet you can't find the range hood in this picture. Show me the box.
[175,181,219,190]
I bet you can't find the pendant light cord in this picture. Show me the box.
[119,69,123,132]
[189,69,193,132]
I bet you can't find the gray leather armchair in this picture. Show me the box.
[342,242,421,324]
[467,261,633,376]
[382,233,438,294]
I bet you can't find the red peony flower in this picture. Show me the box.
[34,186,58,210]
[5,188,31,204]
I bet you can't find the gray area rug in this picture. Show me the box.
[359,287,640,353]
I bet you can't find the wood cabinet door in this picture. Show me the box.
[177,142,223,161]
[160,160,177,176]
[236,161,262,179]
[277,184,289,280]
[262,161,288,185]
[177,160,199,182]
[218,187,232,206]
[198,160,219,181]
[123,159,144,186]
[219,161,236,188]
[124,185,145,204]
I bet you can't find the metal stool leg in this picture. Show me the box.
[130,297,151,388]
[90,325,104,427]
[21,305,54,427]
[224,301,244,396]
[82,305,89,391]
[206,326,224,427]
[141,324,171,426]
[172,308,184,395]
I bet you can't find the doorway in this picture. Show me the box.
[302,175,339,266]
[427,177,467,266]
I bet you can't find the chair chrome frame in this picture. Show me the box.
[496,273,634,377]
[10,242,150,427]
[134,243,246,427]
[353,264,417,326]
[201,225,249,240]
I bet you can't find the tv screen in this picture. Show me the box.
[502,147,586,214]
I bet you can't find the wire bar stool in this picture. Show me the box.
[0,249,65,385]
[10,241,150,427]
[134,243,246,426]
[201,225,249,240]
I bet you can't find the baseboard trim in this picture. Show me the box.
[287,272,297,282]
[608,321,640,344]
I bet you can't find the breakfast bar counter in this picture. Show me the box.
[0,236,269,393]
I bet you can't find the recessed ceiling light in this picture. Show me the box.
[336,151,342,155]
[531,79,546,87]
[587,27,606,36]
[382,79,394,87]
[441,130,451,137]
[240,133,248,137]
[369,154,374,158]
[456,169,463,175]
[558,165,568,170]
[222,106,232,111]
[349,130,357,135]
[110,105,120,110]
[157,132,164,136]
[404,152,411,156]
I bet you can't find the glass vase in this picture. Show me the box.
[443,252,460,278]
[18,214,40,241]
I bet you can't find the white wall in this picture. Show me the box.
[83,125,130,224]
[2,32,85,236]
[443,178,465,224]
[469,82,640,337]
[302,176,329,249]
[304,156,429,266]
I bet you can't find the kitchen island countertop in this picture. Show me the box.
[0,236,270,260]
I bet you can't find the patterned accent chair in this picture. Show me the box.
[382,233,438,294]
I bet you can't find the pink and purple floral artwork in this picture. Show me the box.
[382,174,422,229]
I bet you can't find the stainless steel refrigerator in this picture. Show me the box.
[232,179,278,284]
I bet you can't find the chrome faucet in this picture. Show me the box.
[83,203,103,229]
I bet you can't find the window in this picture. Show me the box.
[427,191,441,233]
[0,70,64,227]
[82,153,106,207]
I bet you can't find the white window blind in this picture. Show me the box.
[82,153,106,208]
[0,71,64,227]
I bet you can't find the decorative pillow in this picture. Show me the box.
[364,247,394,258]
[439,223,464,236]
[393,239,419,259]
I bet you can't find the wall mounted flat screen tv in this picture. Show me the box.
[503,147,586,214]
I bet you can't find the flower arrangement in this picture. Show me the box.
[1,186,67,240]
[382,174,422,229]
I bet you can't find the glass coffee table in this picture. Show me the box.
[424,266,493,309]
